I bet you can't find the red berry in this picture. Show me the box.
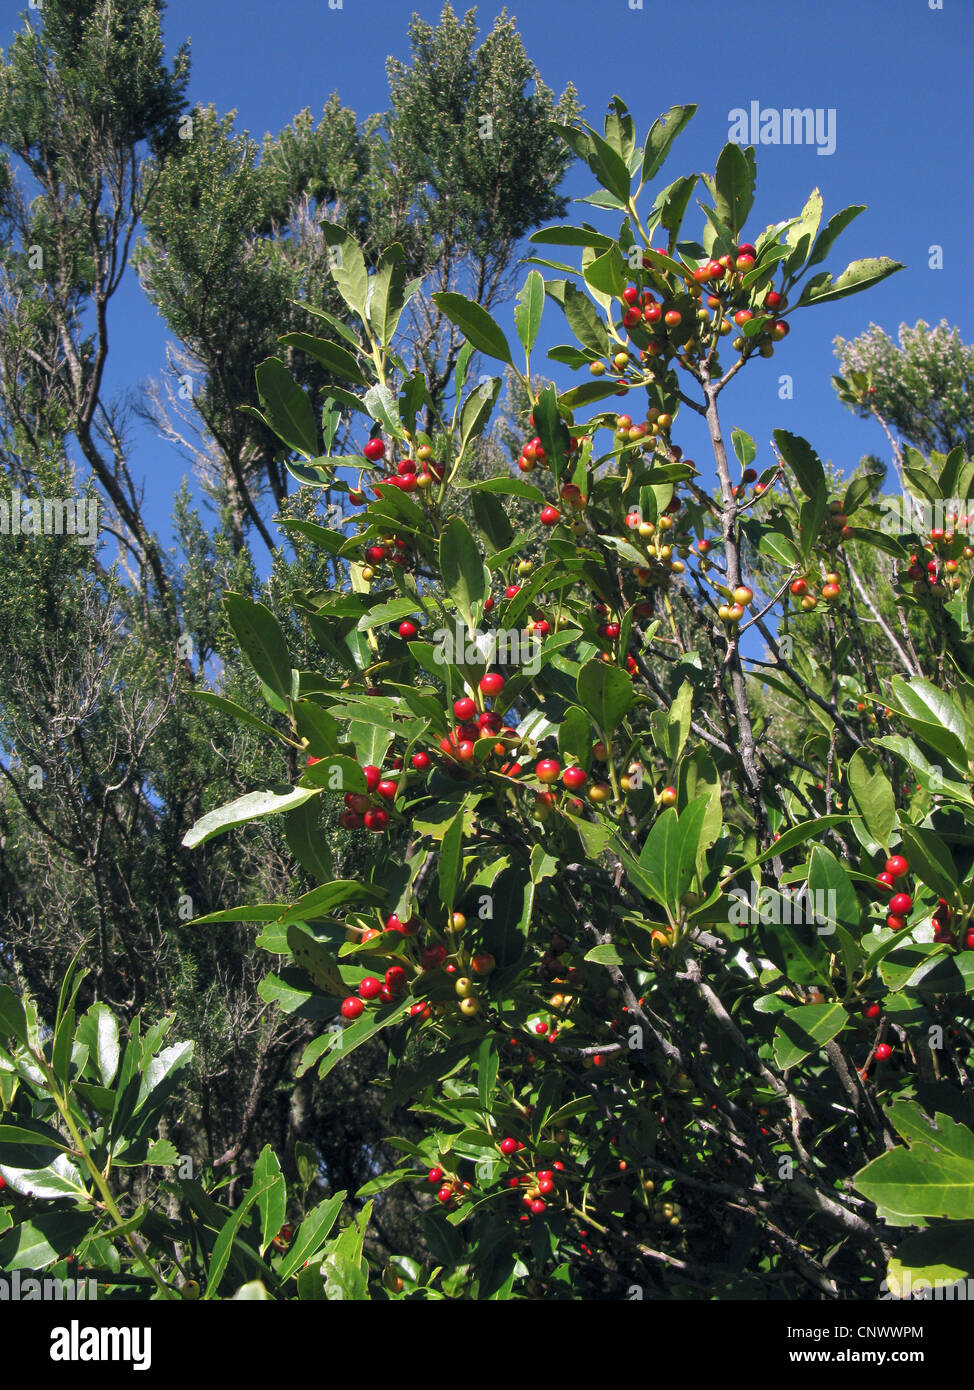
[480,672,505,696]
[504,585,520,600]
[885,855,909,880]
[411,751,430,771]
[397,458,416,475]
[340,810,363,829]
[876,872,895,892]
[362,764,381,792]
[397,620,418,639]
[437,1186,453,1204]
[478,711,502,734]
[864,1003,881,1019]
[888,892,913,915]
[428,1166,443,1183]
[385,966,408,994]
[875,1043,892,1061]
[358,977,382,1000]
[341,997,365,1021]
[535,1020,548,1035]
[499,1137,518,1156]
[364,808,388,832]
[623,285,639,306]
[454,696,476,720]
[536,759,561,784]
[540,506,561,526]
[562,765,587,790]
[363,438,385,462]
[377,779,398,801]
[365,545,387,565]
[886,914,908,932]
[530,1199,546,1215]
[421,945,447,969]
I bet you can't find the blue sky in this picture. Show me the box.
[31,0,973,554]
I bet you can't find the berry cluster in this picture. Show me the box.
[875,854,913,933]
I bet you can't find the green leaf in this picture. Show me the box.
[641,104,697,183]
[709,143,756,238]
[75,1003,120,1088]
[807,845,862,936]
[604,95,636,166]
[370,243,408,346]
[275,1195,347,1278]
[283,798,332,883]
[225,594,293,701]
[255,358,318,456]
[0,1211,94,1271]
[253,1145,287,1256]
[799,257,903,306]
[432,292,512,365]
[191,690,283,742]
[739,815,849,870]
[477,1037,499,1112]
[459,376,501,459]
[773,429,826,499]
[182,784,320,849]
[773,1001,850,1069]
[316,998,412,1080]
[471,489,514,555]
[286,925,346,996]
[138,1040,193,1114]
[274,880,384,928]
[634,799,708,916]
[891,674,967,744]
[678,747,722,861]
[576,660,634,736]
[278,333,369,387]
[554,122,631,202]
[533,383,571,483]
[439,807,465,913]
[514,270,545,355]
[658,174,697,244]
[0,1152,87,1199]
[783,188,823,272]
[583,244,626,300]
[854,1115,974,1220]
[898,825,959,900]
[364,383,403,439]
[440,518,486,631]
[584,942,624,967]
[731,428,757,471]
[188,904,288,927]
[888,1224,974,1292]
[666,680,693,759]
[529,225,616,251]
[847,749,896,852]
[0,986,29,1045]
[561,283,610,356]
[807,205,866,269]
[205,1168,279,1297]
[757,907,833,988]
[321,224,369,319]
